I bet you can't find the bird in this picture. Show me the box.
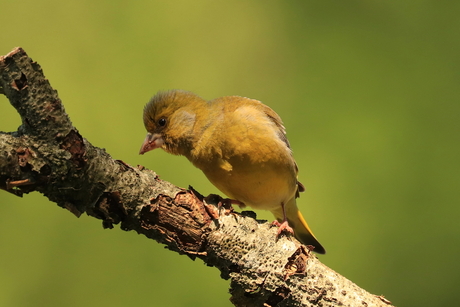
[139,90,325,254]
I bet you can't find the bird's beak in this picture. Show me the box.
[139,133,164,155]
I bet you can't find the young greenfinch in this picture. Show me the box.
[139,90,325,254]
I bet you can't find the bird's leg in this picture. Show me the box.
[272,202,294,236]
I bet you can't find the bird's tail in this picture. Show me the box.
[291,209,326,254]
[271,199,326,254]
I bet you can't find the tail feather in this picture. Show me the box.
[291,210,326,254]
[271,199,326,254]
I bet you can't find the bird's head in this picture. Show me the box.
[139,90,207,156]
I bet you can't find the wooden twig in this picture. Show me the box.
[0,47,394,307]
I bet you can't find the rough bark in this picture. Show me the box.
[0,47,394,307]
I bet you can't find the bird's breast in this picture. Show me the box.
[192,154,297,211]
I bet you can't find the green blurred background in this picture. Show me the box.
[1,1,459,306]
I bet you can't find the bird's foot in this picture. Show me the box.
[203,194,243,218]
[272,220,295,237]
[220,198,246,209]
[204,194,245,209]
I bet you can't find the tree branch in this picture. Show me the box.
[0,47,394,307]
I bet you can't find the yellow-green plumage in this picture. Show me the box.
[140,90,325,254]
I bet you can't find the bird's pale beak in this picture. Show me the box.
[139,133,164,155]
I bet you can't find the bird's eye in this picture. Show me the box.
[158,118,167,127]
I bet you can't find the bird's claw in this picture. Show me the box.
[272,220,295,238]
[204,194,245,210]
[220,198,246,209]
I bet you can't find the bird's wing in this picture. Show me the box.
[256,100,305,198]
[260,105,291,150]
